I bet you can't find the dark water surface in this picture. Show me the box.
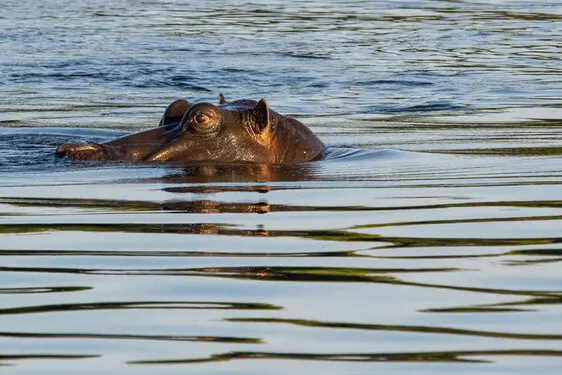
[1,1,562,374]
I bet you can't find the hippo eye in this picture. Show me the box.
[184,107,220,135]
[194,114,209,124]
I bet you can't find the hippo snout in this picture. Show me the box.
[56,143,108,161]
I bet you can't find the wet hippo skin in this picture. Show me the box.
[56,95,326,164]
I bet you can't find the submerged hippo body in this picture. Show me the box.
[56,96,326,164]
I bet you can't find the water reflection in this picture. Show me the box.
[0,301,280,315]
[229,317,562,340]
[159,163,317,184]
[131,349,562,365]
[0,354,98,365]
[0,331,260,344]
[2,0,562,373]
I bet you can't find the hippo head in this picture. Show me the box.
[56,95,325,164]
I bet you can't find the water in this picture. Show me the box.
[1,1,562,374]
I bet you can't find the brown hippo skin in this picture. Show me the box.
[56,95,326,164]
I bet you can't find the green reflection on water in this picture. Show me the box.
[228,317,562,341]
[130,349,562,365]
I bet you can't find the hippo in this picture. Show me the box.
[56,95,326,164]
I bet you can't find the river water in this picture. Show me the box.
[1,1,562,374]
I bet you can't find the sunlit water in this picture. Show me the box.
[1,1,562,374]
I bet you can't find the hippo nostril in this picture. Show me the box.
[55,143,107,161]
[55,145,71,155]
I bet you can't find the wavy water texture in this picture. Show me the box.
[1,0,562,375]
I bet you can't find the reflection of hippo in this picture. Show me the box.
[56,95,326,163]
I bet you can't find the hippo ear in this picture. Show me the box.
[249,99,270,134]
[160,99,191,126]
[219,93,228,105]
